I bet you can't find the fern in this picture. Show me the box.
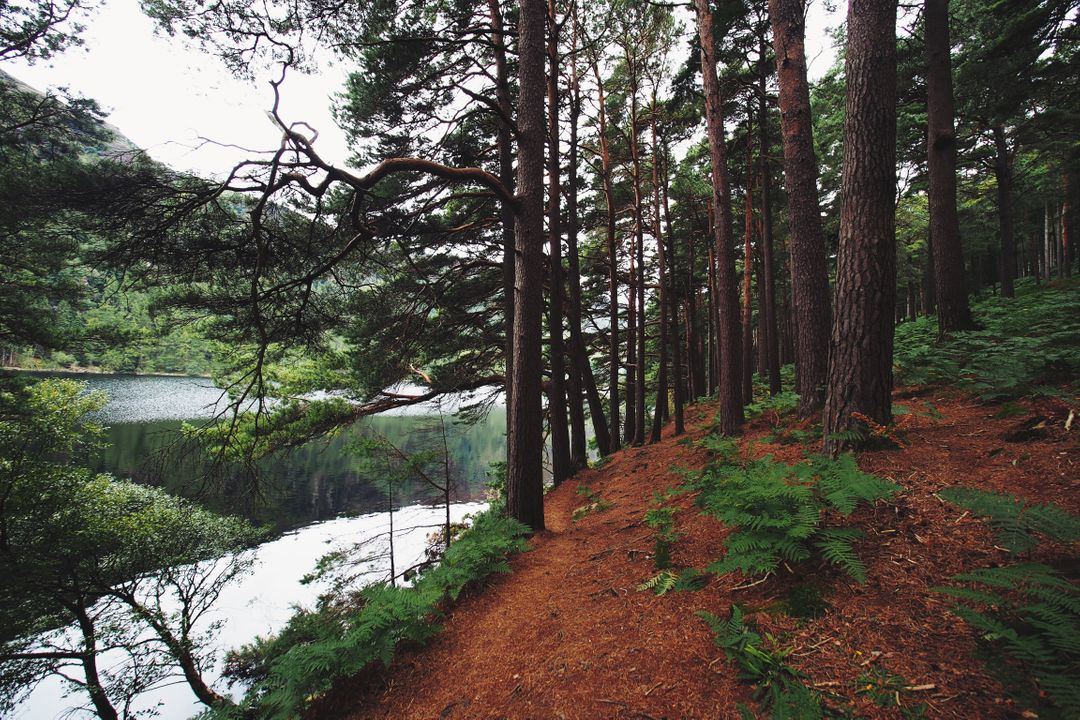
[694,453,898,582]
[638,570,678,596]
[934,563,1080,718]
[938,487,1080,555]
[227,508,530,719]
[698,606,827,719]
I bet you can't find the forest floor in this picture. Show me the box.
[317,386,1078,720]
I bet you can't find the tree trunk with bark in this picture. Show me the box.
[823,0,898,455]
[769,0,830,416]
[546,0,570,485]
[695,0,744,434]
[649,101,669,443]
[590,53,621,452]
[507,0,547,530]
[925,0,974,334]
[566,4,610,458]
[742,122,756,404]
[993,124,1016,297]
[489,0,517,443]
[757,32,782,395]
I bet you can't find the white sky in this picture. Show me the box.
[5,0,842,178]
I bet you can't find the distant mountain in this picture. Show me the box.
[0,67,142,159]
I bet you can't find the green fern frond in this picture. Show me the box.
[637,570,678,596]
[939,487,1080,554]
[814,528,867,582]
[935,562,1080,717]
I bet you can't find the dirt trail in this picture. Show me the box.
[321,391,1078,720]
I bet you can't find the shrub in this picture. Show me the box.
[691,453,899,582]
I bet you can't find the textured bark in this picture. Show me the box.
[590,56,622,452]
[768,0,830,416]
[1064,173,1073,278]
[624,230,637,443]
[925,0,974,333]
[993,124,1016,297]
[695,0,744,434]
[546,0,570,485]
[649,101,668,444]
[823,0,898,455]
[566,4,610,458]
[660,152,685,435]
[507,0,546,530]
[625,50,647,446]
[706,244,719,395]
[489,0,517,446]
[742,123,756,404]
[757,33,782,396]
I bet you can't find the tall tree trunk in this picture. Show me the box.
[649,100,669,443]
[566,3,610,458]
[685,217,705,400]
[993,124,1016,297]
[769,0,830,416]
[1044,202,1053,281]
[489,0,517,442]
[757,32,782,395]
[624,229,637,443]
[507,0,547,530]
[1064,173,1073,278]
[695,0,744,434]
[706,244,719,395]
[661,151,685,435]
[626,58,647,445]
[823,0,898,455]
[590,57,622,452]
[925,0,974,333]
[546,0,570,485]
[742,122,756,404]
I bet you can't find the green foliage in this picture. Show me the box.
[224,508,530,720]
[693,433,742,465]
[698,606,827,719]
[893,282,1080,399]
[746,391,801,423]
[855,668,928,718]
[637,568,707,596]
[572,482,613,521]
[0,379,258,715]
[938,487,1080,555]
[691,453,899,582]
[638,570,678,596]
[934,564,1080,718]
[644,491,681,570]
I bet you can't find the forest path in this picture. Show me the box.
[322,391,1078,720]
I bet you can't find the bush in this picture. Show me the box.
[222,508,530,720]
[690,453,899,583]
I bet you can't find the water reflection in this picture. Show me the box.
[63,374,505,531]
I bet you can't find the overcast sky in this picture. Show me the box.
[6,0,843,178]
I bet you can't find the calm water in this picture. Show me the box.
[15,374,505,719]
[71,373,506,531]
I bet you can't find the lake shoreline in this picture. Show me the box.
[2,365,212,379]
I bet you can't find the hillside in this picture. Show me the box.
[312,384,1077,719]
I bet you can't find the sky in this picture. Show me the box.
[6,0,843,178]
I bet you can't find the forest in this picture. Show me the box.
[0,0,1078,717]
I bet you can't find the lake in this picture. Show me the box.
[13,373,505,720]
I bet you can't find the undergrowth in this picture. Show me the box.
[687,449,900,582]
[936,488,1080,718]
[699,606,832,719]
[938,487,1080,554]
[893,279,1080,399]
[214,508,529,720]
